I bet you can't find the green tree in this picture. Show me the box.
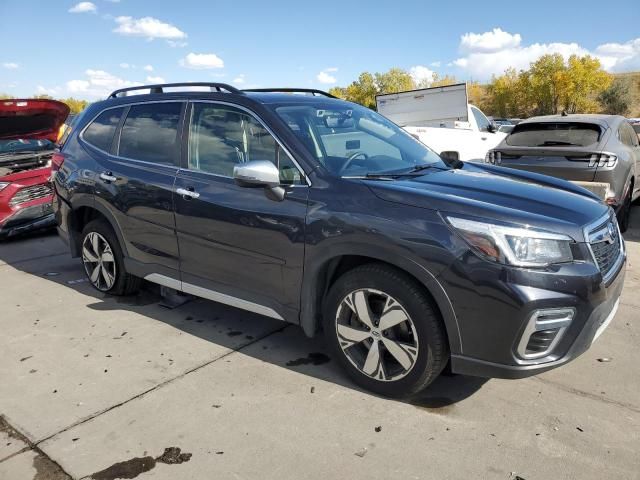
[597,77,633,115]
[59,97,90,114]
[374,68,414,96]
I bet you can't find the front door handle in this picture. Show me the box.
[99,172,117,183]
[176,187,200,199]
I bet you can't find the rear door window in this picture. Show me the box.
[507,122,601,147]
[118,102,182,165]
[82,108,125,152]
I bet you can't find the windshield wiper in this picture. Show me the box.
[537,141,579,146]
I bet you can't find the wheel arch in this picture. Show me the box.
[300,248,462,355]
[67,199,128,258]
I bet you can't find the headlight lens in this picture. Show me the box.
[0,182,9,192]
[447,216,573,267]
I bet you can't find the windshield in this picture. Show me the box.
[273,102,446,176]
[0,138,54,154]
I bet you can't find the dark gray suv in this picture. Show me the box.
[53,83,626,397]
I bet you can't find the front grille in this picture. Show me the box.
[588,216,622,280]
[9,184,52,207]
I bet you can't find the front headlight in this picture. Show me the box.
[0,182,9,192]
[447,216,573,267]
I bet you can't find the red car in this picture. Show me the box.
[0,99,70,239]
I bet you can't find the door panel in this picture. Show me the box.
[94,101,183,275]
[175,101,308,321]
[174,171,308,320]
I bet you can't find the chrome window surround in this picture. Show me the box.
[78,99,311,186]
[583,210,625,285]
[516,307,575,360]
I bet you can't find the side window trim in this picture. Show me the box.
[186,100,311,186]
[114,100,186,168]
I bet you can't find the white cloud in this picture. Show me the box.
[180,52,224,69]
[452,28,640,79]
[36,85,61,96]
[66,69,140,97]
[143,64,154,72]
[167,40,188,48]
[69,2,97,13]
[113,16,187,41]
[2,62,19,69]
[146,76,165,83]
[409,65,435,85]
[232,74,246,84]
[460,28,521,54]
[317,68,337,84]
[119,62,131,69]
[595,38,640,72]
[430,61,441,68]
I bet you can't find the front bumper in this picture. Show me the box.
[442,239,626,379]
[0,201,55,239]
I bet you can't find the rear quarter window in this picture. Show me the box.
[506,122,601,147]
[82,108,125,152]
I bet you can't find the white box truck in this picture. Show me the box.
[376,83,506,162]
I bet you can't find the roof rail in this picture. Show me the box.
[242,88,337,99]
[108,82,242,98]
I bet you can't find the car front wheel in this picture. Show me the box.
[323,264,448,398]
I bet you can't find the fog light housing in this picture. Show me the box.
[516,308,575,360]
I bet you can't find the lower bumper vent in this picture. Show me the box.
[517,308,575,360]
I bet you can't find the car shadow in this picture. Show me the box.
[1,233,488,409]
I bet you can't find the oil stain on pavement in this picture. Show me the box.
[89,447,192,480]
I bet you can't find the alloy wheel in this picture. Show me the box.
[335,288,419,381]
[82,232,117,291]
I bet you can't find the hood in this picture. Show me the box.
[366,162,608,241]
[0,99,70,142]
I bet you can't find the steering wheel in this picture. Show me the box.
[339,151,369,174]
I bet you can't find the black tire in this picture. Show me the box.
[617,185,632,233]
[323,263,448,398]
[80,219,141,295]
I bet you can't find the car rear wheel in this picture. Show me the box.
[81,219,140,295]
[323,264,448,398]
[617,186,632,233]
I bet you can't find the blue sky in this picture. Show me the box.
[1,0,639,99]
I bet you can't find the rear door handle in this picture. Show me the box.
[99,172,117,183]
[176,187,200,199]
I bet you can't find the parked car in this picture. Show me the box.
[376,83,507,162]
[498,124,515,134]
[486,114,639,232]
[0,99,70,239]
[53,83,625,397]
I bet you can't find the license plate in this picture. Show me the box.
[592,298,619,343]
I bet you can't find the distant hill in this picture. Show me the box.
[614,71,640,117]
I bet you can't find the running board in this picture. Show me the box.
[144,273,284,321]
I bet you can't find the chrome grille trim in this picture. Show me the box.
[9,184,53,207]
[583,211,625,284]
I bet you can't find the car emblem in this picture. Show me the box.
[606,223,616,244]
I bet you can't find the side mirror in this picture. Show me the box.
[233,160,285,201]
[486,123,497,133]
[440,151,464,169]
